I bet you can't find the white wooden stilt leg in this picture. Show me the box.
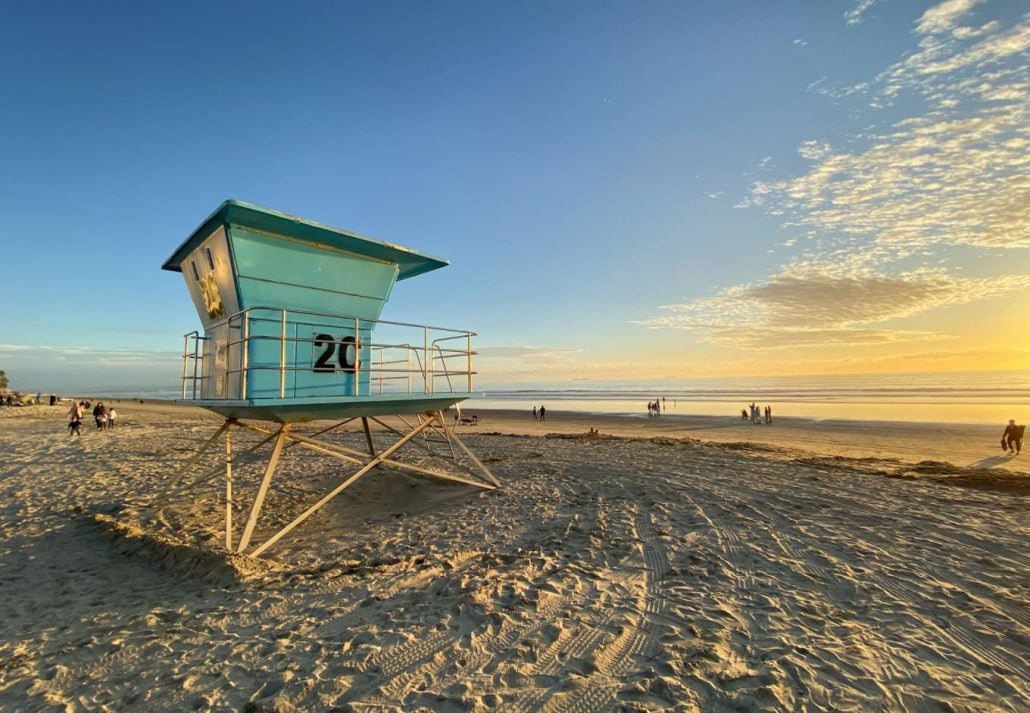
[362,417,377,457]
[225,428,233,552]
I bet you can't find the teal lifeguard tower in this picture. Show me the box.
[157,201,497,558]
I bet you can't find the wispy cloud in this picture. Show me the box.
[915,0,987,35]
[786,10,1030,259]
[845,0,883,26]
[642,2,1029,352]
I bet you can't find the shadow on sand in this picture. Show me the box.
[969,454,1018,469]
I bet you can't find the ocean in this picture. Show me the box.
[466,371,1030,425]
[58,370,1028,426]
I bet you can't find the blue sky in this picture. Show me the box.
[2,0,1027,392]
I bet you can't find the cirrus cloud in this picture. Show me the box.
[645,1,1029,353]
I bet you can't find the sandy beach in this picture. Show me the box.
[0,401,1027,711]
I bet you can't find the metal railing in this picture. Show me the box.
[180,306,477,401]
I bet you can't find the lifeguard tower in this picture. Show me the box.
[157,200,497,558]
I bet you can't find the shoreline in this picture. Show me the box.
[7,399,1024,474]
[455,408,1026,473]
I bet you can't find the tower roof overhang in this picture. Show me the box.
[161,200,448,281]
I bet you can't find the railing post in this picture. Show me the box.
[467,333,473,393]
[280,309,288,399]
[241,313,250,400]
[181,334,190,399]
[424,327,431,394]
[353,318,360,397]
[407,348,412,394]
[192,334,201,400]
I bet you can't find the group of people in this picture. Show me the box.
[67,400,117,436]
[532,405,546,421]
[646,399,664,416]
[741,402,772,424]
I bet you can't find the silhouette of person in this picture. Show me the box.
[1002,419,1023,454]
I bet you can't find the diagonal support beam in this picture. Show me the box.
[150,421,230,506]
[284,434,496,489]
[440,415,500,487]
[236,424,291,554]
[247,415,440,558]
[244,423,495,489]
[284,417,358,451]
[162,429,279,501]
[160,412,500,559]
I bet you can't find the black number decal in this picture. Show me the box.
[338,335,357,373]
[313,334,336,372]
[313,333,359,373]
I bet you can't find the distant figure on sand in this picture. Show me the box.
[68,402,82,437]
[1001,419,1024,454]
[533,406,538,421]
[107,407,117,430]
[539,405,546,422]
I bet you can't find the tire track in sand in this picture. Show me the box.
[499,501,642,713]
[540,503,673,713]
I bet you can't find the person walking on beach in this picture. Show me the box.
[539,405,546,422]
[107,406,117,430]
[1001,419,1023,454]
[68,401,82,437]
[533,406,538,421]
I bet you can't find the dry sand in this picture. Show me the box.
[0,401,1027,711]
